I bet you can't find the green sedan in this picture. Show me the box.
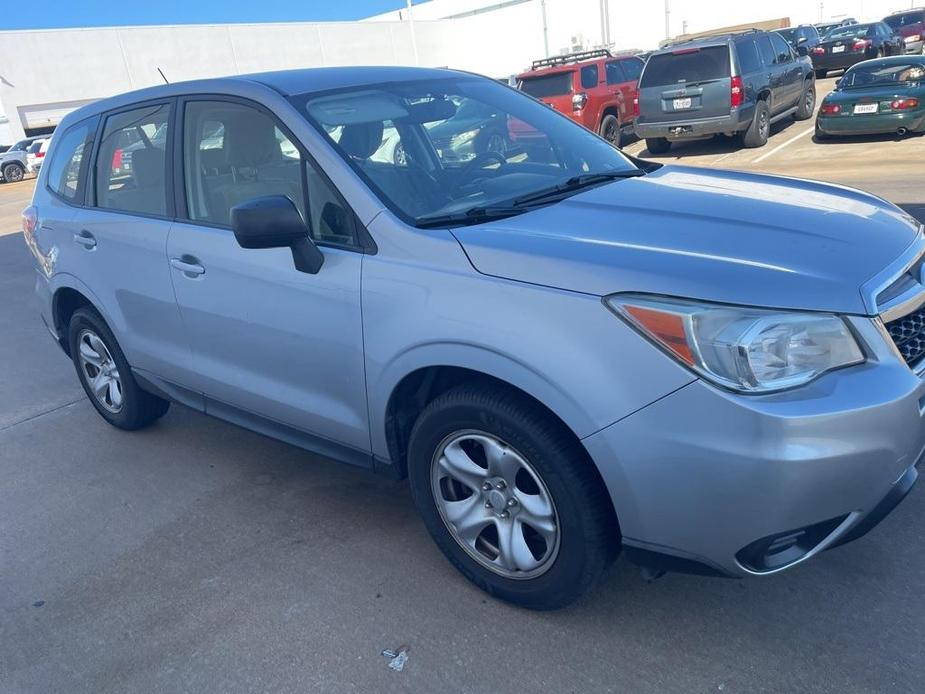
[816,56,925,138]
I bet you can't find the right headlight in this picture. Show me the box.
[606,295,866,394]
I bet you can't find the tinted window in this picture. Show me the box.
[776,28,799,44]
[519,72,573,97]
[183,100,305,228]
[842,62,925,88]
[824,24,875,40]
[300,77,636,225]
[735,39,762,74]
[580,64,599,89]
[885,12,924,29]
[757,35,776,65]
[95,104,169,216]
[619,57,644,81]
[769,33,793,63]
[46,121,93,201]
[605,61,627,85]
[640,46,731,88]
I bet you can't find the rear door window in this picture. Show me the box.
[519,72,573,98]
[640,46,731,88]
[605,61,627,85]
[735,38,762,74]
[580,64,599,89]
[619,57,644,81]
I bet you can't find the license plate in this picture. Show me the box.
[853,103,878,114]
[673,97,692,110]
[832,45,845,53]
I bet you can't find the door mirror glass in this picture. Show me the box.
[231,195,324,274]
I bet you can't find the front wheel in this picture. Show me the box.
[68,307,169,430]
[407,384,619,610]
[645,137,671,154]
[2,162,25,183]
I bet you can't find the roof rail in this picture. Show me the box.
[531,49,613,70]
[666,27,762,47]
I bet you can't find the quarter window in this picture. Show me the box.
[619,58,644,82]
[757,35,776,66]
[46,119,94,201]
[95,104,170,216]
[735,39,762,74]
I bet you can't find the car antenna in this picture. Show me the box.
[156,67,169,84]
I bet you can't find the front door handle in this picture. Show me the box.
[169,256,205,277]
[73,231,96,249]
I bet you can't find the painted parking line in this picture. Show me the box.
[752,127,815,164]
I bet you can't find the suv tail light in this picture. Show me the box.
[890,98,919,110]
[633,96,640,118]
[22,205,37,240]
[571,93,588,111]
[730,75,744,108]
[852,39,871,52]
[820,103,841,115]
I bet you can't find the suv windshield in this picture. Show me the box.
[885,12,923,29]
[640,46,730,88]
[842,62,925,88]
[298,77,639,226]
[518,72,573,98]
[824,24,873,40]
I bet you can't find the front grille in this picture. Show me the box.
[886,305,925,366]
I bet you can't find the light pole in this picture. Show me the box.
[406,0,419,66]
[664,0,671,41]
[540,0,550,57]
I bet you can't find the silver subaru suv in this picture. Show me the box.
[24,67,924,609]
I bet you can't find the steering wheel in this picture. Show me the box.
[452,151,508,194]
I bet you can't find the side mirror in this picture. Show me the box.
[834,78,842,89]
[231,195,324,274]
[797,45,809,56]
[797,36,809,44]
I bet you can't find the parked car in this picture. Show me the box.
[883,8,925,55]
[517,49,644,145]
[25,67,924,609]
[26,137,50,173]
[0,148,27,183]
[812,22,905,78]
[635,29,816,153]
[816,18,857,35]
[776,25,823,75]
[816,55,925,138]
[6,134,49,155]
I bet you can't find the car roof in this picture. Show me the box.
[59,66,471,125]
[654,33,743,54]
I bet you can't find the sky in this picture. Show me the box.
[0,0,411,30]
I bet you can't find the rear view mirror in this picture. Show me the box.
[231,195,324,274]
[405,98,458,124]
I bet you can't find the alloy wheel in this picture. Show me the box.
[77,329,124,413]
[4,165,24,183]
[431,430,560,579]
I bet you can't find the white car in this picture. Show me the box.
[26,138,50,173]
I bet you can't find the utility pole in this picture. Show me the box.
[540,0,550,57]
[664,0,671,41]
[599,0,611,47]
[406,0,419,65]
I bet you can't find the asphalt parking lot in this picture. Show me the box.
[3,76,925,692]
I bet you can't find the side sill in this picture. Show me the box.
[132,368,375,471]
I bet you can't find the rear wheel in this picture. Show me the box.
[68,307,169,430]
[814,122,830,142]
[599,114,620,146]
[645,137,671,155]
[795,84,816,121]
[407,383,619,610]
[741,100,770,148]
[2,162,24,183]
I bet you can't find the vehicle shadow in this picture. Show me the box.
[813,131,925,145]
[637,116,807,159]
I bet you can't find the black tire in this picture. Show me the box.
[741,100,770,148]
[2,162,25,183]
[407,383,619,610]
[68,307,169,430]
[645,137,671,155]
[815,69,827,80]
[795,83,816,121]
[599,114,620,145]
[814,121,829,142]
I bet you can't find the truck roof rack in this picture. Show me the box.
[530,49,613,70]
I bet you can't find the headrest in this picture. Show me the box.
[130,148,165,187]
[224,112,281,168]
[339,122,384,160]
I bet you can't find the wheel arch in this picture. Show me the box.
[50,276,109,356]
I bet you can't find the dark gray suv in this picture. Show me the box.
[636,30,816,153]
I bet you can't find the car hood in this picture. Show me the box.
[451,165,921,314]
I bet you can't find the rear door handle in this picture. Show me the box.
[170,256,205,276]
[73,231,96,249]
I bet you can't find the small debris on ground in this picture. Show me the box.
[381,645,410,672]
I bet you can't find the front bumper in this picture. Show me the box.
[583,317,925,577]
[635,108,752,141]
[817,110,925,135]
[903,38,924,54]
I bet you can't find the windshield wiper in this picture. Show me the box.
[512,169,645,207]
[415,206,530,229]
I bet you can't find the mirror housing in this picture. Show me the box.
[797,36,808,44]
[231,195,324,274]
[796,45,809,56]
